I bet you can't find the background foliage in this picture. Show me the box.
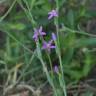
[0,0,96,96]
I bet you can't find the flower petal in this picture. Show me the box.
[32,34,37,39]
[39,26,43,33]
[42,41,47,49]
[48,14,53,19]
[48,11,52,14]
[52,33,56,41]
[48,40,53,45]
[50,45,56,49]
[54,65,59,73]
[41,32,46,35]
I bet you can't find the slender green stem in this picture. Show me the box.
[40,35,54,77]
[17,0,36,27]
[0,0,17,22]
[36,41,58,96]
[55,0,67,96]
[60,26,96,37]
[46,52,54,77]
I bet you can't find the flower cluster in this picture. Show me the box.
[32,9,59,73]
[33,9,58,52]
[33,26,56,52]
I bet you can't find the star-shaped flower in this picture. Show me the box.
[42,40,56,52]
[33,26,46,41]
[48,9,58,20]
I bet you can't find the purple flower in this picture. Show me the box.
[33,26,46,41]
[52,33,56,41]
[48,9,58,20]
[54,65,59,73]
[42,40,56,52]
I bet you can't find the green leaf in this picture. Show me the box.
[74,38,96,48]
[67,9,74,29]
[62,48,74,65]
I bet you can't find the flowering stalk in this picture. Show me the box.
[52,31,67,96]
[53,0,67,96]
[36,40,58,96]
[42,39,56,77]
[48,6,67,95]
[33,26,56,78]
[32,25,58,95]
[54,26,67,96]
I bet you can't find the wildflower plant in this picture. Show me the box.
[1,0,95,96]
[33,1,67,95]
